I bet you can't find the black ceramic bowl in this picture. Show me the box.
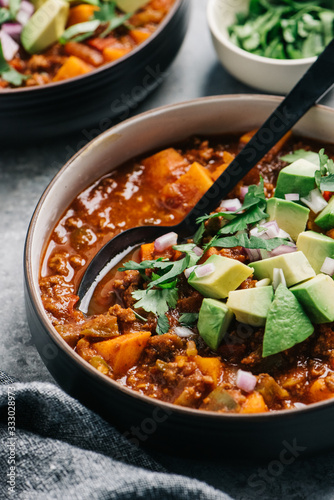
[0,0,190,143]
[24,95,334,459]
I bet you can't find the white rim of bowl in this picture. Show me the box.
[207,0,317,67]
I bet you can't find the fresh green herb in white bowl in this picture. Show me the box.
[207,0,323,94]
[229,0,334,60]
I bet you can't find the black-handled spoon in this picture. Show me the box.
[78,39,334,313]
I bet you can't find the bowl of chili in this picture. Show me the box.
[24,94,334,458]
[0,0,190,142]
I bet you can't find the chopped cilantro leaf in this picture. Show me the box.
[280,149,320,165]
[218,204,268,235]
[314,149,334,193]
[173,243,201,267]
[0,8,12,24]
[147,255,190,289]
[212,234,294,251]
[93,1,131,38]
[0,42,28,86]
[197,178,267,226]
[132,288,178,316]
[193,222,205,245]
[179,313,198,327]
[59,20,100,44]
[157,314,170,335]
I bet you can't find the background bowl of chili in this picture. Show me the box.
[24,95,334,458]
[0,0,189,143]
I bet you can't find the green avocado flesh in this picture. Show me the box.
[197,298,234,350]
[266,197,309,241]
[274,158,319,199]
[297,230,334,274]
[226,286,274,327]
[290,274,334,324]
[21,0,69,54]
[315,196,334,230]
[188,254,252,299]
[262,284,314,357]
[116,0,148,13]
[249,251,315,287]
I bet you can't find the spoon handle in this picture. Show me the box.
[178,39,334,236]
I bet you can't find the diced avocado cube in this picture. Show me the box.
[266,197,309,241]
[197,298,234,350]
[274,159,318,200]
[188,254,252,299]
[116,0,148,13]
[21,0,69,54]
[315,196,334,230]
[290,274,334,323]
[296,230,334,273]
[226,286,274,327]
[249,251,315,287]
[30,0,48,9]
[263,284,314,357]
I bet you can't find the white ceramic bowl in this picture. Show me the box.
[207,0,316,94]
[24,95,334,458]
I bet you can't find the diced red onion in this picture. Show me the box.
[285,193,300,201]
[278,228,293,241]
[193,246,203,257]
[154,232,178,252]
[294,402,307,409]
[301,188,328,214]
[255,278,271,287]
[320,256,334,276]
[236,369,257,393]
[245,248,262,262]
[219,198,242,212]
[184,265,198,279]
[2,22,22,41]
[250,226,268,239]
[240,186,249,200]
[174,326,194,338]
[262,220,280,238]
[195,263,215,278]
[0,30,19,61]
[273,268,286,290]
[16,0,34,25]
[269,244,297,257]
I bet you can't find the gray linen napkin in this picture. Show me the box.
[0,372,228,500]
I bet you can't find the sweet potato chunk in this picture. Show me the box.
[308,378,334,403]
[94,331,151,376]
[103,47,131,62]
[210,151,235,181]
[161,162,213,211]
[142,148,188,190]
[53,56,92,82]
[239,129,292,157]
[130,29,151,44]
[195,356,221,387]
[241,392,268,413]
[67,4,99,27]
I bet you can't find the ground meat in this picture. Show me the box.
[113,270,142,307]
[141,333,185,364]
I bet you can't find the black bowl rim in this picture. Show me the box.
[0,0,186,95]
[24,93,334,423]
